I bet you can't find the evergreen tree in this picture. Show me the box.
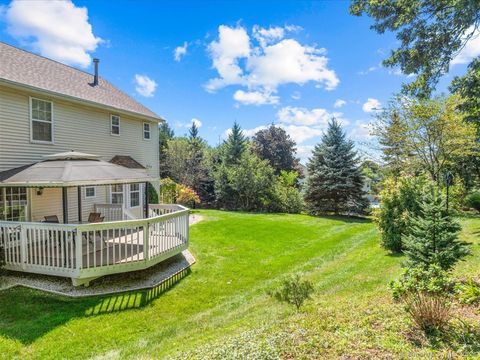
[159,122,174,178]
[223,121,247,165]
[304,118,368,214]
[186,123,214,204]
[252,125,299,174]
[403,189,471,271]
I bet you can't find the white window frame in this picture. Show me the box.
[84,186,96,199]
[110,184,124,205]
[143,122,151,140]
[30,97,54,144]
[110,115,120,136]
[129,183,141,208]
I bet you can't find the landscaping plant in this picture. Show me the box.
[403,189,471,271]
[391,265,454,333]
[269,274,314,310]
[456,279,480,306]
[465,192,480,212]
[375,175,426,253]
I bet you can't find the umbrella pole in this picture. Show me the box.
[62,187,68,223]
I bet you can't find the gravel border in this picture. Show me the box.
[0,250,196,297]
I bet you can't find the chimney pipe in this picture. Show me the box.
[93,58,99,86]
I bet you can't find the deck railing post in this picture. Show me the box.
[20,225,26,270]
[76,228,83,271]
[144,220,150,261]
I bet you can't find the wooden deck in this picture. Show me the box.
[1,204,190,286]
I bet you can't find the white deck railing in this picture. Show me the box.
[0,204,189,286]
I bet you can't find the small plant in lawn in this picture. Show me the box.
[391,265,454,333]
[269,274,314,310]
[456,279,480,306]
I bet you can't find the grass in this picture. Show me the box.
[0,210,479,359]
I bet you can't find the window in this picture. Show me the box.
[30,97,53,143]
[130,183,140,208]
[110,184,123,205]
[0,187,27,221]
[85,186,96,198]
[111,115,120,135]
[143,122,151,140]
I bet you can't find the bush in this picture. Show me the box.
[176,183,201,207]
[391,265,453,333]
[456,279,480,305]
[159,177,177,203]
[270,171,304,213]
[269,274,314,310]
[465,192,480,212]
[375,176,427,253]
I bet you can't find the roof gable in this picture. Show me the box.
[0,42,161,121]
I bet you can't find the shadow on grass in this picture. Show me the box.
[0,267,191,344]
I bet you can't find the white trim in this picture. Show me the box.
[84,186,96,199]
[1,78,164,123]
[143,122,151,140]
[29,96,54,144]
[109,184,124,205]
[110,114,120,136]
[129,183,141,208]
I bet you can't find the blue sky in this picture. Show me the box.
[1,0,477,162]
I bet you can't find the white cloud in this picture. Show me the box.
[5,0,101,68]
[176,118,203,128]
[296,144,315,163]
[205,24,339,102]
[362,98,381,113]
[451,26,480,66]
[349,120,373,141]
[134,74,157,97]
[252,25,285,47]
[233,89,279,106]
[205,25,250,92]
[280,124,323,144]
[191,118,202,128]
[291,91,301,100]
[276,106,345,127]
[334,99,346,108]
[174,41,188,61]
[358,65,378,75]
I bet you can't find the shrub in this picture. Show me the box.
[391,265,453,333]
[159,177,177,203]
[269,274,314,310]
[375,176,427,253]
[456,279,480,305]
[176,184,201,207]
[270,171,304,213]
[465,192,480,212]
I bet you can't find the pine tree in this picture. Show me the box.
[403,189,471,271]
[186,123,214,203]
[223,121,247,165]
[159,122,174,178]
[304,118,368,214]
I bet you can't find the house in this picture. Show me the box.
[0,42,189,286]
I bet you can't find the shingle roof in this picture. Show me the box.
[0,42,161,120]
[110,155,146,169]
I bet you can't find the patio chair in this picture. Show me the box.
[87,212,101,223]
[43,215,59,223]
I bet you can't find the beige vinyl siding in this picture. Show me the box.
[0,86,159,179]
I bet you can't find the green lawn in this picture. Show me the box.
[0,211,479,359]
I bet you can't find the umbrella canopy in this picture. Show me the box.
[0,151,158,187]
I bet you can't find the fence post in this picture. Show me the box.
[144,220,150,261]
[76,229,83,271]
[20,225,26,270]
